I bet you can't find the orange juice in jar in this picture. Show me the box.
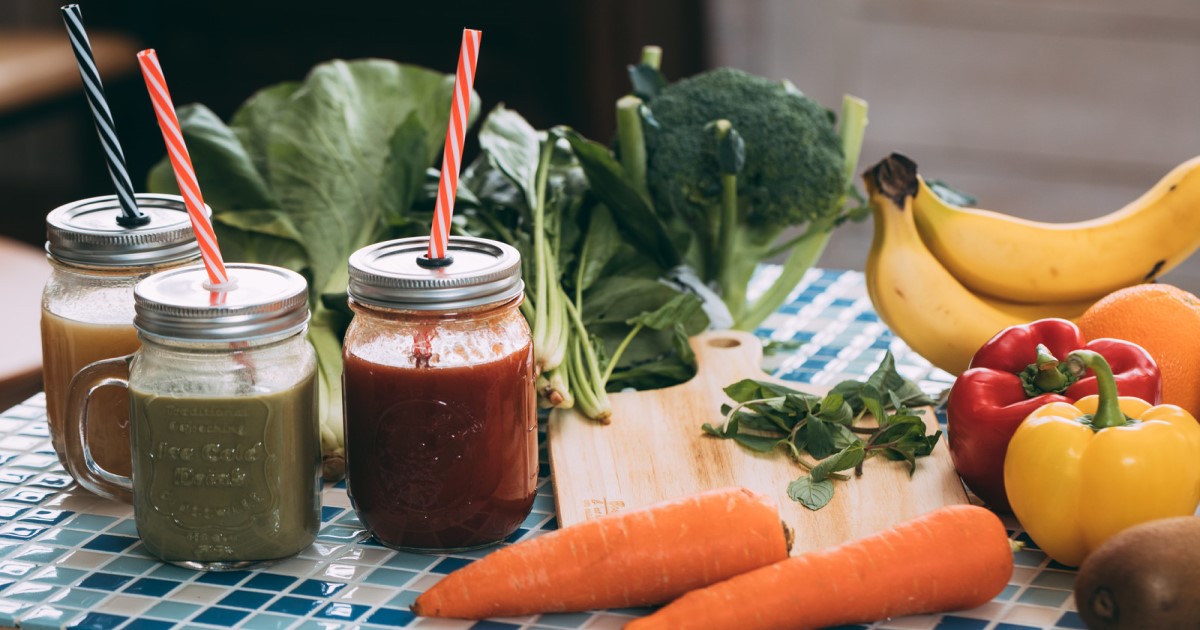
[42,194,201,482]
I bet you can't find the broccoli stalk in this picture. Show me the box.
[640,46,662,70]
[736,95,868,330]
[712,119,744,320]
[616,46,663,200]
[617,97,649,199]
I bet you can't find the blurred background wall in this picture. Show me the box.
[0,0,708,248]
[2,0,1199,289]
[708,0,1200,291]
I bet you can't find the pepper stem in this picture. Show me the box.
[1020,343,1077,396]
[1031,344,1067,391]
[1067,350,1126,429]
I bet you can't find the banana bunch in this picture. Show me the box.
[913,156,1200,303]
[864,154,1114,375]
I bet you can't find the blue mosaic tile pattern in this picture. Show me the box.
[0,269,1087,629]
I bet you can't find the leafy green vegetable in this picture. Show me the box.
[560,129,682,270]
[143,46,871,432]
[451,106,711,420]
[628,63,667,102]
[787,476,835,511]
[146,60,474,479]
[705,352,943,511]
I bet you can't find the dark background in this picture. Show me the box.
[0,0,708,247]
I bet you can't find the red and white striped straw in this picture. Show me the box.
[136,48,231,288]
[427,28,482,261]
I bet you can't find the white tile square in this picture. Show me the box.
[322,491,352,508]
[412,574,443,591]
[583,614,638,630]
[172,584,227,605]
[86,501,134,518]
[320,563,368,581]
[338,547,391,566]
[300,542,346,560]
[877,614,939,629]
[336,585,392,606]
[42,492,100,511]
[411,618,475,629]
[956,601,1009,620]
[1003,603,1065,626]
[1011,567,1040,584]
[58,550,110,570]
[269,556,321,577]
[98,594,154,616]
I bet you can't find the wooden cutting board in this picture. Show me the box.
[547,330,968,555]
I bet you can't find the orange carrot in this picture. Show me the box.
[626,504,1013,630]
[411,487,790,619]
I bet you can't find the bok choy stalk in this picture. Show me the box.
[454,107,710,421]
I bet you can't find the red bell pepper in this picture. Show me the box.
[947,318,1161,512]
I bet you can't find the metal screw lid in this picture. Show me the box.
[348,236,523,311]
[46,194,204,267]
[134,263,310,342]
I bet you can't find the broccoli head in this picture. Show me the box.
[643,68,845,232]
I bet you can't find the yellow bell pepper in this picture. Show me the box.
[1003,349,1200,567]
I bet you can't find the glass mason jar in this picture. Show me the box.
[344,236,536,552]
[42,194,202,482]
[63,263,320,570]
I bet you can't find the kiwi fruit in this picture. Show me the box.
[1074,516,1200,629]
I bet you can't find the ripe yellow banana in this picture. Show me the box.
[864,154,1093,375]
[913,155,1200,303]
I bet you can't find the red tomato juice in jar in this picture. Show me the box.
[343,237,537,551]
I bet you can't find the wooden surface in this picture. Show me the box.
[547,330,967,555]
[0,237,49,411]
[0,31,139,114]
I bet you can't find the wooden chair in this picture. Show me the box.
[0,31,139,116]
[0,237,50,410]
[0,30,138,409]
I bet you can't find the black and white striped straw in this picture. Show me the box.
[60,4,149,227]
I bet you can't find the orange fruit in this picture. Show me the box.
[1077,283,1200,418]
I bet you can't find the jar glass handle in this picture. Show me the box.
[63,355,134,503]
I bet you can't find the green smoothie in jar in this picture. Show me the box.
[65,263,320,570]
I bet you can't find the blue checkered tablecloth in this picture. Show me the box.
[0,269,1087,630]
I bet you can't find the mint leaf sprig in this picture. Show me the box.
[703,352,941,511]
